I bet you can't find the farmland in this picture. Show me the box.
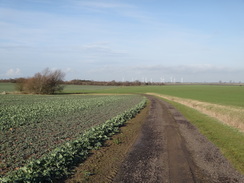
[3,83,244,107]
[62,85,119,93]
[0,83,244,182]
[63,84,244,175]
[0,83,15,93]
[0,94,145,179]
[81,84,244,107]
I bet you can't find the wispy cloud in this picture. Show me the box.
[0,8,58,45]
[82,42,128,56]
[5,68,21,77]
[72,0,150,23]
[1,1,243,82]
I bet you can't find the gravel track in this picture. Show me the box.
[114,96,244,183]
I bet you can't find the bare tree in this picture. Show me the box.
[16,68,65,94]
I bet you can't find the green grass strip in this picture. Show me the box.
[162,98,244,174]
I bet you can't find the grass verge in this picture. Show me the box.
[147,93,244,132]
[162,98,244,174]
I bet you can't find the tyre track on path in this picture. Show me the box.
[114,96,244,183]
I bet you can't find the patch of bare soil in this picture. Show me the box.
[62,100,150,183]
[64,96,244,183]
[114,96,244,183]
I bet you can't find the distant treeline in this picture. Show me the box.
[0,78,19,83]
[0,78,165,86]
[60,79,164,86]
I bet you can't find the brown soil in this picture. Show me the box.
[64,96,244,183]
[62,98,150,183]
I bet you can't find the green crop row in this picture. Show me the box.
[0,99,147,183]
[0,95,139,130]
[0,95,144,174]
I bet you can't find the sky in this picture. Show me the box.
[0,0,244,82]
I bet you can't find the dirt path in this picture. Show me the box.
[114,96,244,183]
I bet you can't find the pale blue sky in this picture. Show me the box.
[1,0,244,82]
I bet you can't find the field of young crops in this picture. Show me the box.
[1,83,244,180]
[0,83,15,93]
[0,94,145,180]
[91,84,244,107]
[62,85,119,93]
[3,83,244,107]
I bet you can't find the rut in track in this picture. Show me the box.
[113,96,244,183]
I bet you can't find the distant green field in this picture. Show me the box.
[1,83,244,107]
[0,83,15,92]
[62,84,119,93]
[82,85,244,107]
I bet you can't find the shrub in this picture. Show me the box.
[16,68,65,94]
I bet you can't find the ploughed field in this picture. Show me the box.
[0,94,145,178]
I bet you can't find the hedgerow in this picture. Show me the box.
[0,98,146,183]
